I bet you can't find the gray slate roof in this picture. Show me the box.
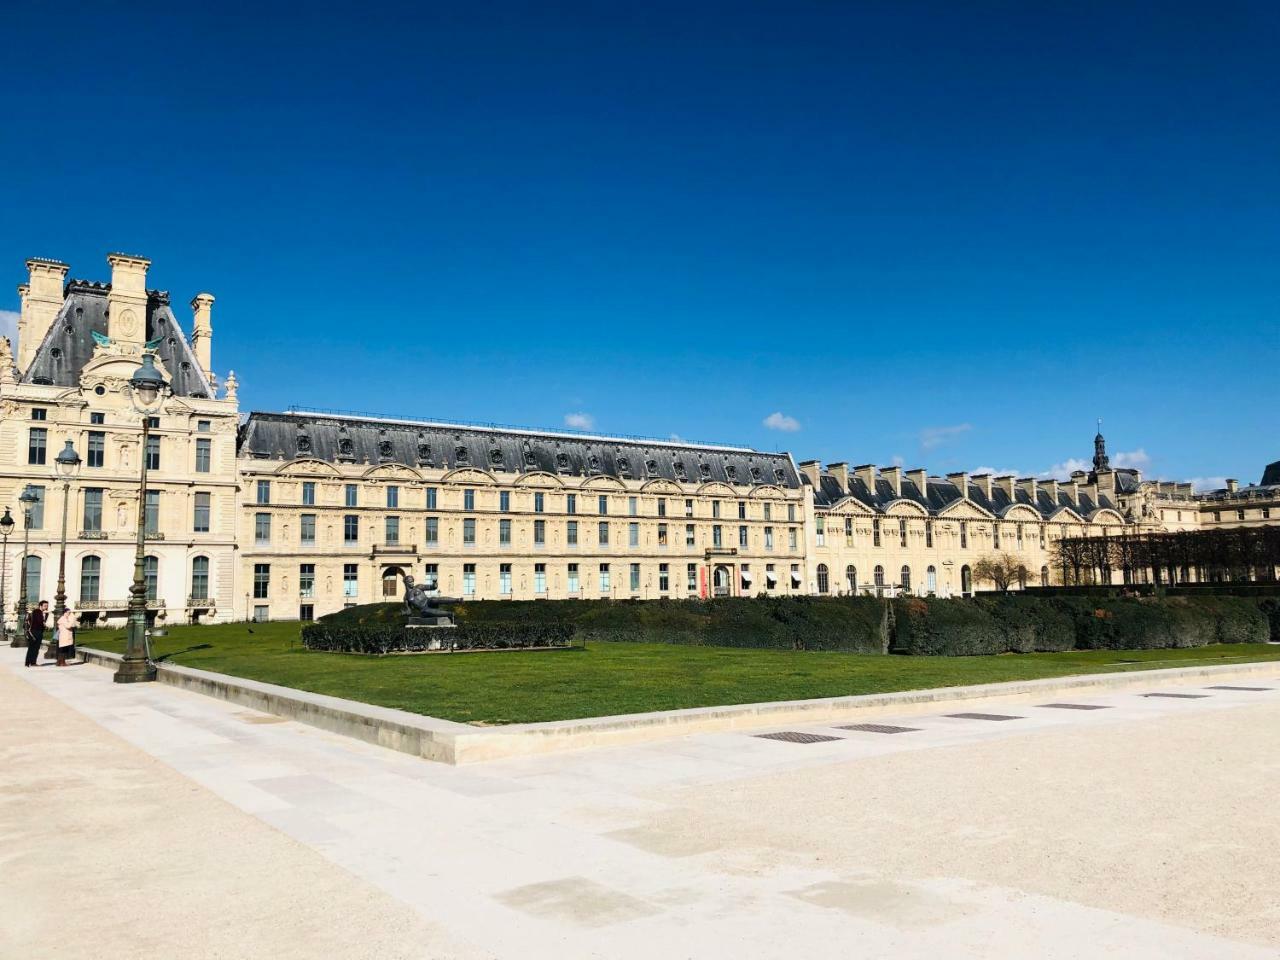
[1262,460,1280,487]
[21,280,214,398]
[238,411,802,489]
[808,471,1118,519]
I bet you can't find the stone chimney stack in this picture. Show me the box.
[1226,478,1238,494]
[17,258,68,372]
[883,466,903,499]
[948,472,969,499]
[854,464,877,492]
[107,253,151,352]
[974,474,994,501]
[1067,480,1080,506]
[1017,477,1039,503]
[190,292,214,379]
[995,475,1016,501]
[798,460,822,489]
[826,462,849,494]
[1046,479,1060,504]
[906,469,928,496]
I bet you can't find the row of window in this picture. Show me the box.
[253,479,801,520]
[812,562,1051,594]
[28,426,213,473]
[817,517,1051,551]
[18,554,214,604]
[1210,508,1273,522]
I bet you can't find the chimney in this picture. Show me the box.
[107,252,151,351]
[826,462,848,494]
[1226,478,1238,494]
[906,468,928,496]
[973,473,994,501]
[995,475,1016,501]
[798,459,822,489]
[17,258,69,372]
[1017,477,1039,503]
[190,292,214,379]
[854,463,877,492]
[883,465,903,499]
[947,472,969,499]
[1046,479,1060,504]
[1067,480,1080,506]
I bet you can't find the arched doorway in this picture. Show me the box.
[816,563,829,594]
[961,564,972,597]
[712,565,731,598]
[382,565,405,598]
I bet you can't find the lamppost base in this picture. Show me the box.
[113,658,157,684]
[8,634,23,649]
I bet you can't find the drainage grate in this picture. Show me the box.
[1141,693,1208,699]
[835,723,921,734]
[1038,703,1111,711]
[945,712,1022,721]
[1205,685,1273,692]
[754,731,843,744]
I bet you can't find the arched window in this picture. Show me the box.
[874,564,885,588]
[191,556,210,601]
[79,556,101,603]
[961,564,972,596]
[1017,565,1028,590]
[900,565,911,593]
[24,556,42,603]
[926,565,937,594]
[816,563,829,594]
[1040,565,1050,587]
[845,565,856,594]
[144,556,159,601]
[382,565,404,597]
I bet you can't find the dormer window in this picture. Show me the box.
[698,463,711,479]
[616,456,631,475]
[646,458,658,476]
[674,460,687,480]
[750,466,763,483]
[725,465,738,482]
[338,437,354,461]
[296,432,312,453]
[417,435,432,464]
[454,445,469,465]
[524,447,537,467]
[489,448,504,467]
[774,468,786,484]
[588,455,600,472]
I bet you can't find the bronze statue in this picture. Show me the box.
[402,573,448,619]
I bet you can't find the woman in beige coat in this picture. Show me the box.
[56,607,77,667]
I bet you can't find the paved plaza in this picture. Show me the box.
[4,657,1279,959]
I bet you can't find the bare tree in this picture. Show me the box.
[972,553,1026,592]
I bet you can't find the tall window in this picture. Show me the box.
[629,563,640,591]
[87,431,105,468]
[1040,565,1050,587]
[500,563,512,595]
[598,521,609,546]
[145,434,160,471]
[567,563,580,593]
[899,519,907,548]
[144,491,160,536]
[534,519,545,546]
[499,518,511,545]
[599,563,611,592]
[566,493,576,515]
[817,563,829,593]
[925,520,933,548]
[566,520,578,546]
[787,503,796,522]
[926,565,937,594]
[499,490,510,512]
[628,497,638,516]
[464,488,475,511]
[764,526,773,549]
[993,523,1000,549]
[24,556,41,601]
[28,427,47,465]
[534,563,546,594]
[712,501,721,519]
[658,563,669,592]
[254,512,271,545]
[301,514,316,544]
[629,522,639,547]
[738,501,746,519]
[343,563,358,597]
[534,492,545,513]
[815,517,825,546]
[763,503,771,521]
[188,555,208,601]
[846,565,856,593]
[425,516,438,545]
[144,556,159,601]
[345,484,358,507]
[26,486,45,529]
[425,487,437,510]
[463,564,476,596]
[344,515,359,544]
[874,565,885,589]
[738,525,748,548]
[256,480,271,505]
[598,495,608,515]
[961,564,972,595]
[80,556,101,602]
[686,524,696,547]
[713,525,723,548]
[299,564,315,599]
[385,516,400,543]
[685,499,694,518]
[463,518,476,544]
[195,438,211,473]
[193,492,211,533]
[845,517,853,546]
[900,566,911,593]
[253,563,270,599]
[82,488,103,532]
[872,518,881,547]
[658,498,666,517]
[1016,523,1023,549]
[657,523,668,546]
[687,563,697,592]
[787,528,797,550]
[960,521,968,549]
[387,485,400,508]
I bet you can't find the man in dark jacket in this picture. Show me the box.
[25,601,48,667]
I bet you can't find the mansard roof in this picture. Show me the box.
[807,468,1119,520]
[1262,460,1280,487]
[238,411,803,489]
[20,279,214,398]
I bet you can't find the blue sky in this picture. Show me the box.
[2,2,1277,488]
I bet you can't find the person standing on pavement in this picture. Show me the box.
[25,601,48,668]
[55,606,77,667]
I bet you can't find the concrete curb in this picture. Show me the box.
[78,647,1280,765]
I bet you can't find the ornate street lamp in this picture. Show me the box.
[47,439,83,659]
[115,353,169,684]
[13,486,39,648]
[0,507,14,643]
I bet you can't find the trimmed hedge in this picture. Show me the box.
[301,618,575,654]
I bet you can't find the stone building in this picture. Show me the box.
[1,250,1277,626]
[1,254,240,627]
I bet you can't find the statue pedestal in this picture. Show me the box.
[405,622,455,652]
[407,614,453,628]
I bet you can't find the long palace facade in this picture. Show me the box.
[3,252,1277,625]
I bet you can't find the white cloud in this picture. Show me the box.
[973,466,1021,477]
[1040,458,1090,478]
[919,423,971,450]
[1111,448,1151,470]
[762,411,801,432]
[1187,476,1228,493]
[0,309,17,346]
[564,412,595,430]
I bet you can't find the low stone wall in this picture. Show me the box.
[78,647,1280,765]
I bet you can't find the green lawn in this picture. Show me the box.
[76,622,1280,725]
